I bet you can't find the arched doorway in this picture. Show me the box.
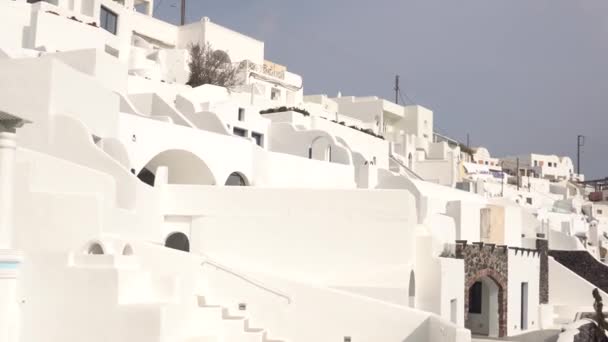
[465,271,506,338]
[225,172,249,186]
[138,149,216,186]
[308,136,332,162]
[165,232,190,252]
[408,270,416,308]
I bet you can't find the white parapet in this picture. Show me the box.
[0,250,23,342]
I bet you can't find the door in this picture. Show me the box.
[521,282,529,330]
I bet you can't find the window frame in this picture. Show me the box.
[100,6,118,35]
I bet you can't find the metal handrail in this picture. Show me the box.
[201,258,292,304]
[390,154,424,181]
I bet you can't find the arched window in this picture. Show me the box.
[225,172,248,186]
[87,243,104,255]
[165,232,190,252]
[122,244,134,256]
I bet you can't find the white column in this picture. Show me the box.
[0,131,17,249]
[0,127,23,342]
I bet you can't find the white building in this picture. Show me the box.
[0,1,603,342]
[501,153,577,181]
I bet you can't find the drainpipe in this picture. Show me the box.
[0,121,25,342]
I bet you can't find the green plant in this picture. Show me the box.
[187,43,237,88]
[259,106,310,117]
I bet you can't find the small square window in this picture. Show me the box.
[598,209,603,215]
[251,132,264,147]
[233,127,247,137]
[526,198,533,205]
[238,108,245,121]
[271,88,281,100]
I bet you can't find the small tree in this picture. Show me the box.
[187,42,238,88]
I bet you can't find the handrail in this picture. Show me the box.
[201,257,292,304]
[390,154,424,181]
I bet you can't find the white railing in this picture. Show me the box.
[201,257,292,304]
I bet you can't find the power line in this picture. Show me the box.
[398,89,415,106]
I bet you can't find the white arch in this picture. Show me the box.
[139,149,217,186]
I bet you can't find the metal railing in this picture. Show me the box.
[201,257,292,304]
[389,154,424,181]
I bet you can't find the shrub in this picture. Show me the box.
[259,106,310,117]
[187,43,237,88]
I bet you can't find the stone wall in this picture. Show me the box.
[455,241,509,337]
[536,239,549,304]
[549,249,608,293]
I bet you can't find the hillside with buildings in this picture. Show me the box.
[0,1,605,341]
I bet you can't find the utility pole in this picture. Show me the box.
[180,0,186,26]
[394,75,400,104]
[516,157,520,191]
[466,133,470,149]
[577,135,585,176]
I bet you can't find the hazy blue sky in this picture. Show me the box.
[156,0,608,178]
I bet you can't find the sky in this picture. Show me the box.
[156,0,608,179]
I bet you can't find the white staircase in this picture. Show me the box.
[197,296,286,342]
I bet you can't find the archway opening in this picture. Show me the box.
[225,172,249,186]
[87,243,104,255]
[466,276,502,337]
[309,136,332,162]
[408,270,416,308]
[165,232,190,252]
[137,167,155,186]
[139,150,216,186]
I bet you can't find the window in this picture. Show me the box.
[100,6,118,35]
[598,209,603,215]
[534,160,538,167]
[233,127,247,137]
[251,132,263,147]
[468,282,482,314]
[271,88,281,100]
[238,108,245,121]
[526,198,533,205]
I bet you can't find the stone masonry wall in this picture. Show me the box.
[456,242,509,337]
